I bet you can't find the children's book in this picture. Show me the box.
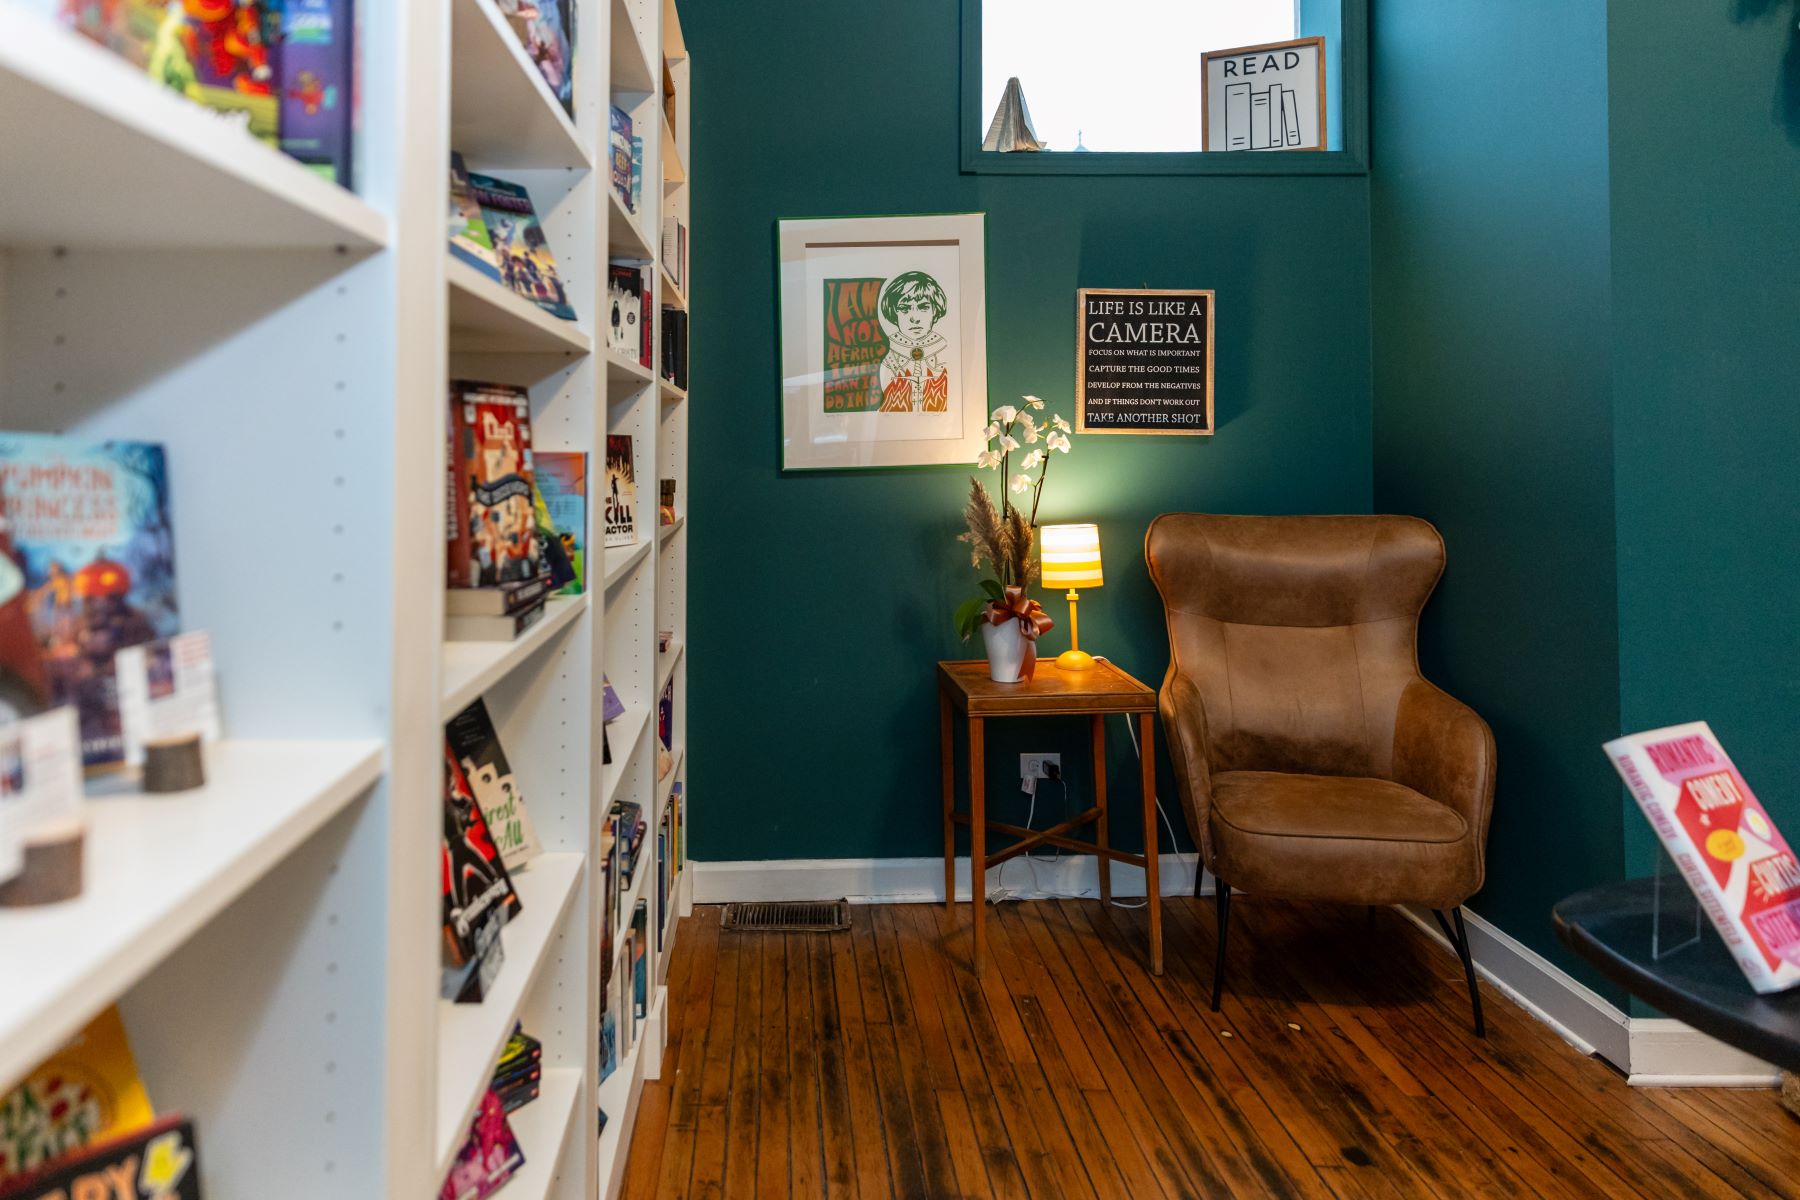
[448,154,501,282]
[657,678,674,780]
[0,436,178,770]
[0,1007,155,1186]
[157,2,281,144]
[601,676,625,724]
[1606,721,1800,993]
[442,741,519,1002]
[534,451,587,595]
[0,1115,198,1200]
[520,0,574,117]
[439,1089,524,1200]
[608,107,634,211]
[446,698,543,872]
[603,435,637,548]
[447,382,545,592]
[466,172,578,321]
[279,0,354,185]
[606,265,643,359]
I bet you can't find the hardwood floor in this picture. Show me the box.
[622,897,1798,1199]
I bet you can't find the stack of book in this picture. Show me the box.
[492,1025,543,1113]
[446,381,555,641]
[661,307,689,390]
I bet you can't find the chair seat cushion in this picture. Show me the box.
[1208,771,1481,908]
[1213,772,1467,844]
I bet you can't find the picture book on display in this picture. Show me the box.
[534,451,587,595]
[447,382,546,595]
[1606,722,1800,993]
[0,435,178,770]
[498,0,574,117]
[441,740,519,1004]
[278,0,355,185]
[446,698,543,872]
[609,106,634,212]
[607,265,645,362]
[449,154,502,282]
[439,1089,523,1200]
[466,172,577,321]
[603,435,637,548]
[0,1116,199,1200]
[657,677,674,780]
[0,1007,154,1186]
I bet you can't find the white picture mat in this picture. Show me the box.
[1202,37,1325,152]
[779,214,988,470]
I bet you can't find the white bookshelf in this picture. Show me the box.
[0,1,690,1196]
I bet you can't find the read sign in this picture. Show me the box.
[1202,36,1326,152]
[1076,289,1214,436]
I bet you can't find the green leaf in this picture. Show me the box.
[953,595,986,641]
[979,577,1005,602]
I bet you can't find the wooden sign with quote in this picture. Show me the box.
[1076,289,1214,435]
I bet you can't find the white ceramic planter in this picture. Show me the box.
[981,617,1028,684]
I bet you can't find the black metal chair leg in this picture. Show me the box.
[1211,879,1231,1012]
[1433,906,1486,1038]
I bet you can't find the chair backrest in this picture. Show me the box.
[1145,513,1445,779]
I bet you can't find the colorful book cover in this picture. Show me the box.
[449,154,501,282]
[150,1,281,145]
[0,436,178,770]
[603,435,636,548]
[0,1007,155,1185]
[534,451,587,595]
[1606,721,1800,993]
[446,697,543,872]
[601,675,625,724]
[279,0,354,186]
[656,677,673,779]
[632,899,649,1018]
[519,0,574,117]
[442,739,519,982]
[466,172,577,321]
[630,134,643,213]
[447,381,545,590]
[0,1115,197,1200]
[439,1089,524,1200]
[608,106,634,210]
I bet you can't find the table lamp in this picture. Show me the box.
[1039,523,1103,671]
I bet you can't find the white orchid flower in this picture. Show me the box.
[991,405,1018,424]
[1047,431,1072,453]
[1010,473,1032,493]
[1022,449,1045,469]
[998,434,1020,453]
[1017,413,1040,443]
[975,449,1002,469]
[1024,395,1046,410]
[982,422,1001,441]
[1051,414,1072,433]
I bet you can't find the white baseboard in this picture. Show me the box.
[691,852,1201,906]
[1398,904,1778,1087]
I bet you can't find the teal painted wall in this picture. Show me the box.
[1368,1,1627,989]
[1608,5,1800,874]
[684,0,1374,862]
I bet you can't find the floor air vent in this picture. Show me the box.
[721,900,852,932]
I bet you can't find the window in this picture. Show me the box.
[963,0,1365,175]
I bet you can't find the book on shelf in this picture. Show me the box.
[0,1115,199,1200]
[632,899,649,1019]
[630,135,644,213]
[0,435,178,771]
[534,451,587,595]
[658,478,677,527]
[447,381,547,596]
[601,675,625,724]
[439,1089,524,1200]
[656,677,674,780]
[466,172,577,321]
[492,1024,542,1114]
[606,264,647,364]
[448,153,502,282]
[660,306,689,390]
[445,574,549,619]
[608,107,634,212]
[0,1007,155,1187]
[446,698,543,873]
[278,0,355,186]
[656,806,669,951]
[496,0,574,118]
[661,217,688,294]
[441,740,518,1003]
[1605,722,1800,993]
[445,600,546,642]
[603,435,638,548]
[662,57,677,127]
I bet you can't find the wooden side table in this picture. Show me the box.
[938,658,1162,977]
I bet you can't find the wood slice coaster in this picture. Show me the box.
[144,733,206,793]
[0,831,83,907]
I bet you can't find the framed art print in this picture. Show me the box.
[778,213,988,470]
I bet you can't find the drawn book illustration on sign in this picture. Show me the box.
[1202,37,1326,153]
[0,436,178,769]
[1606,722,1800,993]
[448,382,546,591]
[466,172,577,321]
[603,436,637,548]
[446,698,542,872]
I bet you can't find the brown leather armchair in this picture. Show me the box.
[1145,514,1496,1034]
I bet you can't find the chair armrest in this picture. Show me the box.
[1158,667,1217,870]
[1393,679,1497,846]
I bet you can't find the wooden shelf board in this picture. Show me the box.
[435,851,586,1172]
[0,12,385,249]
[441,595,589,717]
[448,257,593,355]
[450,0,590,171]
[0,740,384,1089]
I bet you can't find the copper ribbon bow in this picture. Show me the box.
[985,585,1055,680]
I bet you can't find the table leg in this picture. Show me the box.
[969,714,986,976]
[1091,713,1110,905]
[940,688,955,910]
[1140,712,1162,976]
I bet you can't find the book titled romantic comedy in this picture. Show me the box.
[1605,722,1800,993]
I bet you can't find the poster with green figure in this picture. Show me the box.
[821,278,888,412]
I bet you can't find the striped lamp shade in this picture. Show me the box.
[1040,523,1103,589]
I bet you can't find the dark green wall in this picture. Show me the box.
[685,0,1374,862]
[1608,4,1800,873]
[1368,0,1627,989]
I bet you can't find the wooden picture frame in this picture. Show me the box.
[1076,288,1215,437]
[1201,36,1328,153]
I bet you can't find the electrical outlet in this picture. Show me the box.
[1020,753,1061,781]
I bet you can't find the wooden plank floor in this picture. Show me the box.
[623,897,1798,1199]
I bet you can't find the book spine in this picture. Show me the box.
[446,402,473,588]
[1225,82,1252,150]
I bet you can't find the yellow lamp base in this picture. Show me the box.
[1055,649,1097,672]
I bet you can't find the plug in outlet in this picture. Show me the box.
[1020,753,1061,781]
